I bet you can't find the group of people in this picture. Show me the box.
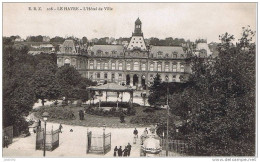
[113,143,132,157]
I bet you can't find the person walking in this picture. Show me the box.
[127,143,132,156]
[133,128,138,144]
[4,135,9,148]
[118,146,122,157]
[38,119,41,130]
[113,146,118,157]
[123,146,128,157]
[59,123,63,133]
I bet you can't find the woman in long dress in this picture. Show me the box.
[113,146,118,157]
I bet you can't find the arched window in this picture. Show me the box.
[172,63,177,72]
[134,62,139,71]
[64,58,71,65]
[89,61,94,69]
[127,63,131,70]
[142,64,146,71]
[104,62,108,69]
[150,64,154,71]
[119,63,123,70]
[97,62,101,69]
[172,75,176,82]
[180,64,185,72]
[165,64,169,72]
[112,63,116,70]
[157,64,162,71]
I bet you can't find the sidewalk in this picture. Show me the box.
[3,122,146,157]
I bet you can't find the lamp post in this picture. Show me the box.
[103,124,106,154]
[165,75,169,156]
[42,112,49,157]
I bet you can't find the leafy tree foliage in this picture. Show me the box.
[31,60,60,105]
[3,39,36,135]
[168,27,255,156]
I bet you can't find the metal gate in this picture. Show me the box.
[86,131,111,154]
[36,128,59,151]
[160,139,189,156]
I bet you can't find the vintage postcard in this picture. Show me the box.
[2,2,257,160]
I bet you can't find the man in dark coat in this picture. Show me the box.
[123,146,128,157]
[118,146,122,157]
[127,143,132,156]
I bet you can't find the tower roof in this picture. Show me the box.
[135,17,142,25]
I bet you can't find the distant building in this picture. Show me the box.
[43,36,50,42]
[57,18,191,90]
[194,42,212,58]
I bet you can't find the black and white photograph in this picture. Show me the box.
[2,2,257,159]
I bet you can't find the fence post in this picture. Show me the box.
[103,133,105,154]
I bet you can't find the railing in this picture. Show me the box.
[36,128,59,151]
[160,139,190,156]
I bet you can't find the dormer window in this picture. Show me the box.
[157,51,163,58]
[97,50,103,55]
[112,50,117,54]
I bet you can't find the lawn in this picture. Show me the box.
[33,105,168,128]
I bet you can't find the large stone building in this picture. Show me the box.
[57,18,192,90]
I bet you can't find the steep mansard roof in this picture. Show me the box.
[91,45,124,54]
[150,46,187,58]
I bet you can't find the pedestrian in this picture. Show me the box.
[127,143,132,156]
[79,110,82,120]
[38,119,41,130]
[145,128,148,135]
[113,146,118,157]
[133,128,138,144]
[59,123,63,133]
[123,146,128,157]
[4,135,9,148]
[118,146,122,157]
[81,110,84,120]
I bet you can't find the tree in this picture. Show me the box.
[169,27,255,156]
[3,42,36,135]
[32,61,60,106]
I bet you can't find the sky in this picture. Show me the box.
[3,3,256,43]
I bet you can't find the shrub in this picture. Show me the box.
[35,107,75,120]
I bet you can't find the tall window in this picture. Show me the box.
[134,62,139,71]
[172,75,176,82]
[142,64,146,71]
[97,73,100,79]
[119,63,123,70]
[165,64,169,72]
[97,62,101,69]
[104,73,108,79]
[112,63,116,70]
[157,64,162,71]
[104,62,108,69]
[118,74,122,80]
[89,61,94,69]
[172,64,177,72]
[150,64,154,71]
[157,51,163,58]
[180,64,185,72]
[64,58,71,66]
[127,63,131,70]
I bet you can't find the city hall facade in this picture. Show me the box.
[57,18,192,89]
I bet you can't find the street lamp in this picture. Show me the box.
[42,112,49,157]
[103,124,106,154]
[165,75,169,156]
